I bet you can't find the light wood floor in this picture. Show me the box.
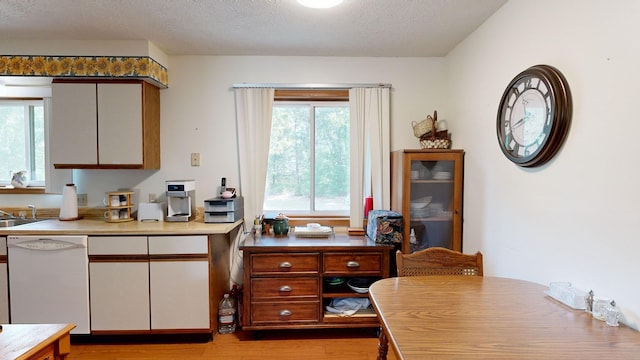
[67,328,397,360]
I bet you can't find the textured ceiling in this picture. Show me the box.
[0,0,506,57]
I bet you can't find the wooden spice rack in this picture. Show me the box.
[105,191,135,223]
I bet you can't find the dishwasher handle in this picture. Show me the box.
[8,238,86,251]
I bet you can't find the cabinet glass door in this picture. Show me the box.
[408,159,455,253]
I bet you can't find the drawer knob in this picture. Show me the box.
[279,261,292,268]
[279,285,292,292]
[347,260,360,268]
[279,309,292,316]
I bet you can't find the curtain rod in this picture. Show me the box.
[232,83,391,89]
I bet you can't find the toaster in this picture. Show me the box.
[137,202,165,222]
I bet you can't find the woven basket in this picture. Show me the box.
[419,112,451,149]
[411,111,437,138]
[420,135,451,149]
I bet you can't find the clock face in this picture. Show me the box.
[497,65,572,167]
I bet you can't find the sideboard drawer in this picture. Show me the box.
[251,301,319,324]
[251,277,319,300]
[251,253,320,275]
[323,253,383,275]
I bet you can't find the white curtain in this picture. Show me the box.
[234,88,275,225]
[348,87,391,228]
[231,87,274,285]
[232,86,390,231]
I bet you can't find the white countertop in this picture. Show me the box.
[0,218,243,236]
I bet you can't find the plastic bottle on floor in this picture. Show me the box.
[229,284,242,328]
[218,293,236,334]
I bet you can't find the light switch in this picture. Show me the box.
[191,153,200,166]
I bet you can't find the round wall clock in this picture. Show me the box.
[496,64,572,167]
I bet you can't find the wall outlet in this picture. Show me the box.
[77,193,88,207]
[191,152,200,166]
[148,193,157,203]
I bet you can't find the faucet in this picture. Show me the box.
[28,204,37,219]
[0,209,16,219]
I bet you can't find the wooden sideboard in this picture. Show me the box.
[0,323,75,360]
[241,234,393,331]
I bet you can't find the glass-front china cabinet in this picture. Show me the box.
[391,149,464,253]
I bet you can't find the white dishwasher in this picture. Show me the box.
[7,235,90,334]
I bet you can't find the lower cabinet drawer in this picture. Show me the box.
[323,253,382,274]
[251,301,319,324]
[251,277,319,300]
[251,253,320,274]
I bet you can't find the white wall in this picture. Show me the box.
[447,0,639,329]
[153,55,447,204]
[1,56,447,208]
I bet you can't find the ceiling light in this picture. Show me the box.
[297,0,343,9]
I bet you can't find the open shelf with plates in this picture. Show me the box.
[391,149,464,253]
[322,277,381,299]
[322,276,381,321]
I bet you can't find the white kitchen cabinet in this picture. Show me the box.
[148,235,209,254]
[50,83,97,165]
[149,260,210,329]
[90,262,150,331]
[0,237,8,324]
[88,236,150,331]
[148,235,210,330]
[97,83,143,165]
[88,235,211,333]
[51,80,160,169]
[89,235,148,255]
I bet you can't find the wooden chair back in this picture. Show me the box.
[396,247,483,277]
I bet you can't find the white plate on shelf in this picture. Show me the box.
[433,172,452,180]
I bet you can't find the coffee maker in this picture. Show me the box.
[165,180,196,222]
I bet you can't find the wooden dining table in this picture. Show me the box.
[368,276,640,360]
[0,323,76,360]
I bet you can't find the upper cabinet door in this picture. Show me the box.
[51,80,160,170]
[51,83,98,166]
[97,83,143,165]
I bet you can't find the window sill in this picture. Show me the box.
[0,186,46,195]
[288,216,349,228]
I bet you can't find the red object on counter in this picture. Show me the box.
[364,196,373,218]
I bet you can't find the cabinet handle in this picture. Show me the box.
[347,261,360,268]
[278,261,292,268]
[279,309,292,316]
[279,285,292,292]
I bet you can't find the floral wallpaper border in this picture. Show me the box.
[0,55,168,88]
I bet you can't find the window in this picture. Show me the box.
[264,91,350,215]
[0,99,45,187]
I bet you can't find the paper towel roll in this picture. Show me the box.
[60,183,79,220]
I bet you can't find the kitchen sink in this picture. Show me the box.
[0,218,46,227]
